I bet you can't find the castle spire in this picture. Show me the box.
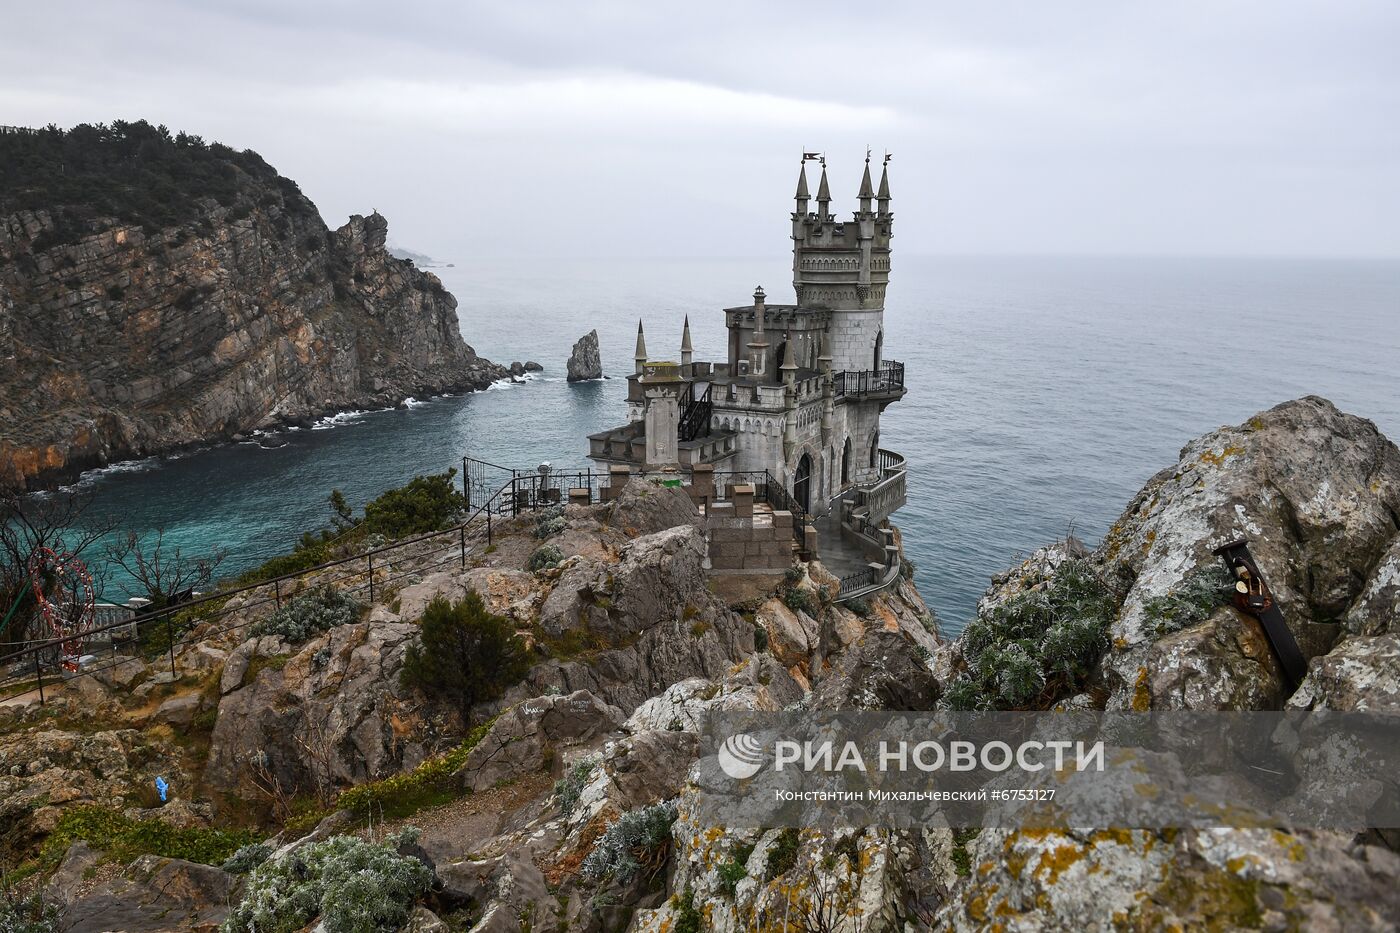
[634,320,647,376]
[858,152,874,213]
[680,315,693,376]
[877,153,891,215]
[795,162,810,212]
[816,161,831,219]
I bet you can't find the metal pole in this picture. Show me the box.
[34,651,44,705]
[462,456,470,509]
[487,511,493,546]
[166,615,176,675]
[368,552,375,603]
[460,526,466,568]
[274,579,282,609]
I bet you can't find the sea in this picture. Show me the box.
[40,255,1400,634]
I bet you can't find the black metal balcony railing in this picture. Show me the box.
[833,361,904,399]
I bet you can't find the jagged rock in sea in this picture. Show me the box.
[566,328,602,381]
[0,123,507,492]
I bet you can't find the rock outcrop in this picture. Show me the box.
[926,397,1400,931]
[566,329,602,382]
[0,126,507,491]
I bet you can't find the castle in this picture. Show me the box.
[587,154,907,566]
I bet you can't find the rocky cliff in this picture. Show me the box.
[0,122,506,492]
[3,397,1399,932]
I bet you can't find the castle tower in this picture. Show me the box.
[791,154,893,319]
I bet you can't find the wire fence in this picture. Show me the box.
[1,458,836,705]
[0,477,522,706]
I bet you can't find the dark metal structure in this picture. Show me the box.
[1213,538,1309,686]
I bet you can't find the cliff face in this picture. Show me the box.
[0,130,504,492]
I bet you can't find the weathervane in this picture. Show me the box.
[865,145,872,163]
[801,150,822,164]
[884,150,893,165]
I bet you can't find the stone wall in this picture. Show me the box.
[706,488,794,572]
[825,308,884,373]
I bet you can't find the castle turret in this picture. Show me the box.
[746,286,769,377]
[795,162,810,215]
[680,315,693,376]
[877,156,891,216]
[634,320,647,376]
[858,155,874,215]
[790,154,893,316]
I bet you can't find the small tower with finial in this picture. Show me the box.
[680,316,693,377]
[633,320,647,376]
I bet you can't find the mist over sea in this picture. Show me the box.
[56,255,1400,634]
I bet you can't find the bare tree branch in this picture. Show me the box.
[104,527,227,609]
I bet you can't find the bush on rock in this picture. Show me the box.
[248,584,362,643]
[221,828,431,933]
[399,593,528,720]
[946,558,1115,710]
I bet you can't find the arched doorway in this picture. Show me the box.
[841,437,852,486]
[869,431,880,469]
[794,453,812,513]
[873,330,883,369]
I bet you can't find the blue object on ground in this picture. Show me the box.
[155,776,169,803]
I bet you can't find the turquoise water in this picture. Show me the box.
[46,256,1400,633]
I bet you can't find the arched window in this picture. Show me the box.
[870,432,880,469]
[874,330,883,369]
[794,453,812,513]
[842,437,852,485]
[775,341,787,372]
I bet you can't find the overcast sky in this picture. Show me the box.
[4,1,1397,260]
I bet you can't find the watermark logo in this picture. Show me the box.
[717,732,766,779]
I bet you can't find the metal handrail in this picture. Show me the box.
[833,361,904,399]
[0,475,519,701]
[678,383,713,442]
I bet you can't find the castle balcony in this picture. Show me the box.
[833,360,905,402]
[586,419,738,469]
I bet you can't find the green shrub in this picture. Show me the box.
[554,756,599,817]
[716,842,754,897]
[282,719,494,831]
[221,842,273,874]
[361,470,464,539]
[753,624,769,652]
[672,885,701,933]
[764,828,799,880]
[533,506,567,539]
[235,542,331,587]
[248,584,362,643]
[399,594,529,721]
[1142,564,1234,639]
[950,828,981,877]
[783,587,818,616]
[947,558,1116,711]
[221,828,431,933]
[528,544,564,572]
[844,596,872,617]
[44,805,261,867]
[580,801,677,884]
[0,892,59,933]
